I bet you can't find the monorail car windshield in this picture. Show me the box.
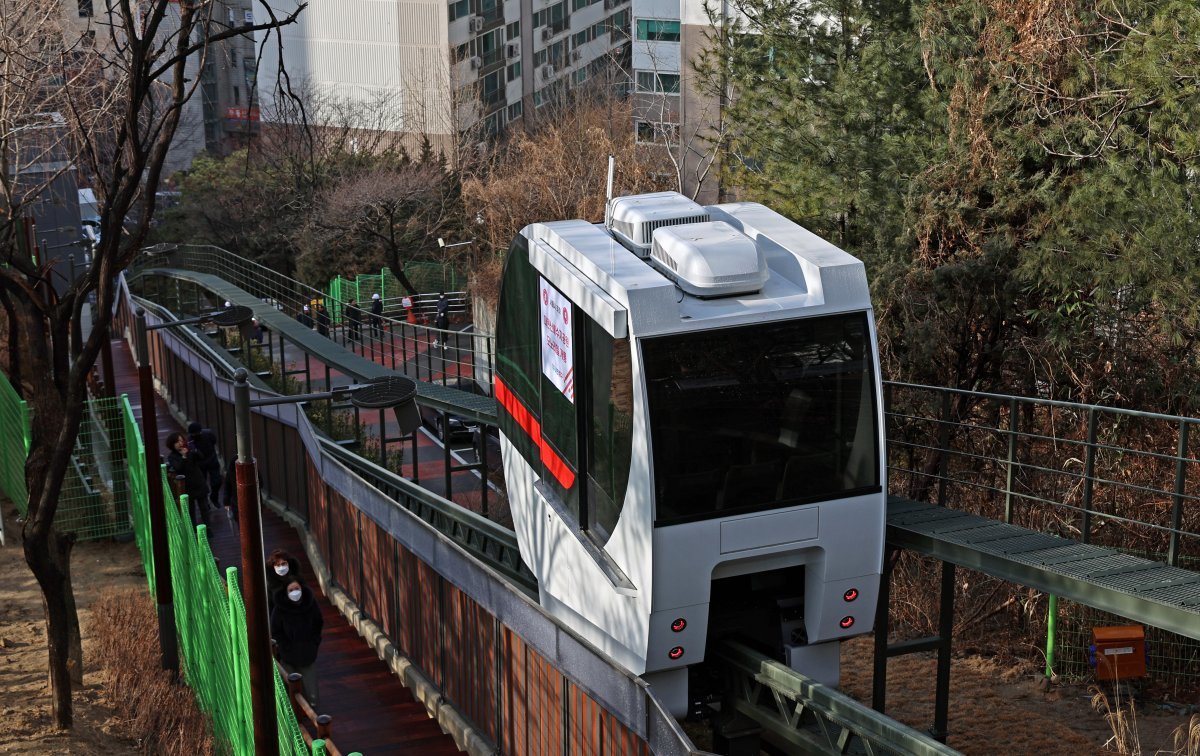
[494,192,887,717]
[644,311,880,525]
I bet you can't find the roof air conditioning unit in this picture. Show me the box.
[650,222,769,298]
[541,26,553,41]
[469,56,482,69]
[541,63,555,79]
[470,15,484,31]
[605,192,710,258]
[506,41,520,58]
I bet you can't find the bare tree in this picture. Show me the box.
[0,0,302,728]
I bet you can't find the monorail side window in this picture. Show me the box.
[644,312,881,525]
[495,237,541,465]
[585,324,633,543]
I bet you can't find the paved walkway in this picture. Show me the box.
[110,337,461,755]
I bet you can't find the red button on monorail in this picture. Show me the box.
[671,618,687,632]
[839,616,855,629]
[668,646,685,660]
[843,588,859,602]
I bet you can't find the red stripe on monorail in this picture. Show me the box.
[494,377,576,489]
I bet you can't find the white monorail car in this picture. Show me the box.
[494,192,885,714]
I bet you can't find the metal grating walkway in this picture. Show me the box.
[887,496,1200,640]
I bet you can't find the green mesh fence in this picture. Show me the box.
[0,367,30,513]
[326,262,465,321]
[0,370,131,541]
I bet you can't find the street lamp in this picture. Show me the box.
[233,370,418,756]
[134,304,254,675]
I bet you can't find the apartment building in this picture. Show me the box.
[200,0,262,156]
[252,0,632,140]
[630,0,725,201]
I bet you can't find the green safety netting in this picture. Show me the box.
[0,364,332,755]
[326,262,465,321]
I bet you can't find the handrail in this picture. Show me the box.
[127,291,532,592]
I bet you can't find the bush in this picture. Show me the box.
[91,588,214,756]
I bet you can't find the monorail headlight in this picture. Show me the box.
[839,616,856,629]
[671,618,687,632]
[843,588,859,602]
[668,646,685,660]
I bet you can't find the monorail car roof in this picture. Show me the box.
[522,200,872,336]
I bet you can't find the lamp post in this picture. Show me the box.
[135,304,254,674]
[233,369,418,756]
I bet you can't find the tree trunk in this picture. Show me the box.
[23,524,77,729]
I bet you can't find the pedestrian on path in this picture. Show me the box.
[187,421,223,509]
[315,302,330,338]
[165,431,210,526]
[266,548,302,608]
[271,578,324,710]
[345,298,362,343]
[369,293,383,340]
[434,291,449,348]
[297,305,314,329]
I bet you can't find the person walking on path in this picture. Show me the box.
[271,578,324,710]
[187,421,222,509]
[433,291,450,348]
[296,305,314,329]
[165,431,210,526]
[266,549,302,609]
[369,293,383,340]
[345,298,362,343]
[315,302,330,338]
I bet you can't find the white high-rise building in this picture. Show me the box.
[253,0,633,139]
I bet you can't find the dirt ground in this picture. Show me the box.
[839,635,1194,754]
[0,500,143,754]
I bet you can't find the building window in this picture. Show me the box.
[506,20,520,39]
[635,71,679,93]
[507,62,521,81]
[508,101,523,121]
[449,0,469,21]
[635,19,680,42]
[77,0,93,17]
[636,120,678,144]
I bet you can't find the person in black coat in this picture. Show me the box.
[165,431,210,526]
[315,302,330,338]
[296,305,314,329]
[433,291,449,348]
[345,298,362,343]
[369,293,383,340]
[187,421,222,508]
[271,579,324,709]
[266,549,302,606]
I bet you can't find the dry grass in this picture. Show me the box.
[90,588,214,756]
[1092,687,1200,756]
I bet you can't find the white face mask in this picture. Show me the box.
[274,564,289,576]
[287,589,303,603]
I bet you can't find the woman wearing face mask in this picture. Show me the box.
[270,578,324,709]
[265,549,301,609]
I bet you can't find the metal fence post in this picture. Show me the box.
[1080,408,1098,544]
[937,391,951,505]
[1168,420,1189,566]
[1004,397,1019,524]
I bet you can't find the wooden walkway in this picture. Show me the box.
[110,337,462,755]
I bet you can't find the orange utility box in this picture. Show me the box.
[1091,625,1147,681]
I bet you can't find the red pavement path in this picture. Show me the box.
[110,336,461,755]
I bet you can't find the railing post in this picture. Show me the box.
[316,714,333,740]
[1080,408,1098,544]
[936,391,951,505]
[286,672,306,718]
[1004,397,1019,524]
[1168,420,1189,567]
